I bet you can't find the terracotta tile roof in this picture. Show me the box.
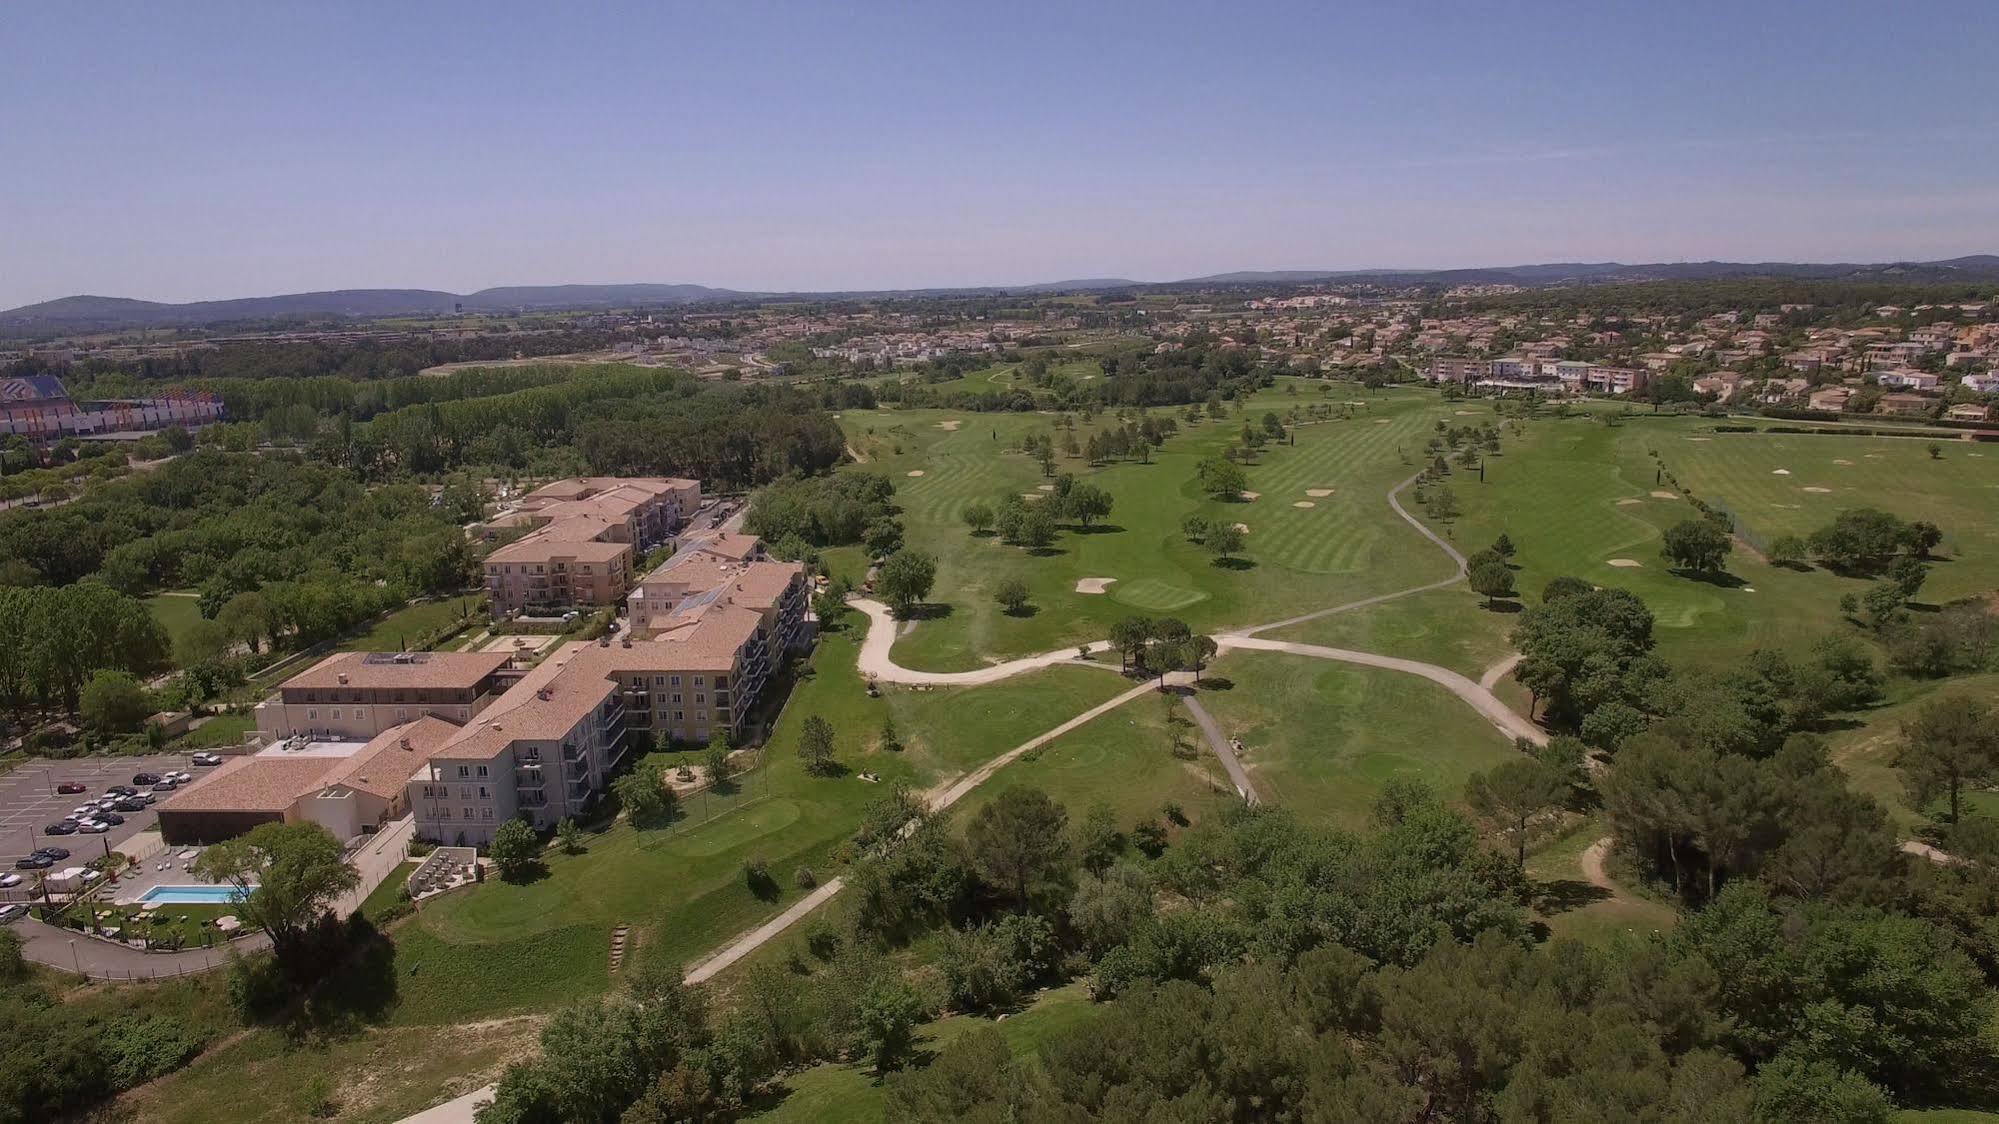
[282,650,510,692]
[322,716,462,800]
[156,756,343,814]
[696,533,763,561]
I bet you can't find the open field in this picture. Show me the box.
[335,595,484,652]
[1196,650,1522,829]
[1524,816,1679,944]
[1664,430,1999,605]
[145,591,206,660]
[837,382,1461,671]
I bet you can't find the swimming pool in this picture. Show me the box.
[138,885,251,905]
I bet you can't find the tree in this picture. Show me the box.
[965,786,1070,905]
[798,714,839,776]
[1491,533,1517,559]
[1898,695,1999,822]
[193,822,359,982]
[1140,637,1185,687]
[174,617,233,668]
[876,550,936,617]
[1206,522,1246,564]
[859,974,927,1075]
[1185,635,1219,677]
[863,517,905,559]
[79,670,150,733]
[994,578,1031,615]
[556,818,584,855]
[1426,487,1460,522]
[1179,514,1209,543]
[879,713,902,753]
[1465,759,1566,866]
[703,738,733,789]
[489,819,539,880]
[1661,517,1732,574]
[1063,483,1114,529]
[1075,802,1124,875]
[1108,616,1152,673]
[1469,558,1517,609]
[1018,504,1057,549]
[960,500,994,536]
[1196,458,1248,500]
[614,763,669,825]
[1767,534,1809,568]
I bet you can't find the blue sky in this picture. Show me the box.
[3,1,1995,307]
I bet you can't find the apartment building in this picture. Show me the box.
[482,477,701,617]
[1426,356,1485,384]
[413,535,810,846]
[254,650,513,741]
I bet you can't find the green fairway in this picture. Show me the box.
[389,629,1127,1023]
[1195,650,1521,829]
[1663,430,1999,604]
[839,382,1462,671]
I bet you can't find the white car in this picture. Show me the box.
[71,806,94,818]
[165,771,192,784]
[0,874,21,888]
[0,904,27,924]
[76,820,109,834]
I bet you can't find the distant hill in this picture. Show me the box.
[7,256,1996,333]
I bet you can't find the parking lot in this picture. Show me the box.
[0,754,223,864]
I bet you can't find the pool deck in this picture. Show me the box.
[109,846,232,905]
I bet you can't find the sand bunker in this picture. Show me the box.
[1373,418,1391,424]
[1607,558,1643,568]
[1803,486,1832,494]
[1617,498,1644,505]
[1740,587,1757,593]
[1232,523,1251,534]
[1021,492,1044,500]
[1455,410,1479,416]
[1771,468,1791,475]
[1686,437,1712,442]
[1036,484,1055,491]
[936,419,962,430]
[906,470,925,477]
[1306,488,1335,497]
[1292,501,1317,509]
[1650,491,1680,500]
[1833,459,1854,465]
[1239,491,1260,501]
[1075,577,1116,594]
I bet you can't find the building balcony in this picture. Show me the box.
[515,769,545,789]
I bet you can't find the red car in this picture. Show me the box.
[55,782,86,795]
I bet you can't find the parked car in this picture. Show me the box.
[150,781,178,794]
[113,798,147,813]
[55,781,86,794]
[132,773,161,785]
[165,770,192,784]
[76,820,108,834]
[0,873,21,888]
[36,847,70,861]
[42,822,76,836]
[0,904,27,924]
[70,806,94,818]
[107,785,137,796]
[134,792,158,805]
[96,812,124,826]
[11,856,51,871]
[190,753,223,767]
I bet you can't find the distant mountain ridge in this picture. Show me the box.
[7,256,1997,333]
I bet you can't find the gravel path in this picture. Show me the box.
[1181,693,1259,804]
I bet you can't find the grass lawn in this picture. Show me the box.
[940,680,1233,836]
[1663,430,1999,606]
[385,628,1128,1025]
[336,595,485,653]
[176,712,255,749]
[1524,816,1679,945]
[752,981,1104,1122]
[1195,650,1522,829]
[146,592,207,662]
[838,381,1460,671]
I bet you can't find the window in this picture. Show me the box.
[481,808,494,820]
[476,765,488,777]
[670,675,681,687]
[653,675,665,686]
[457,765,469,778]
[694,676,705,686]
[330,708,342,720]
[695,693,706,704]
[463,807,474,820]
[674,710,685,721]
[671,693,682,704]
[478,787,488,798]
[355,707,367,720]
[306,709,318,721]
